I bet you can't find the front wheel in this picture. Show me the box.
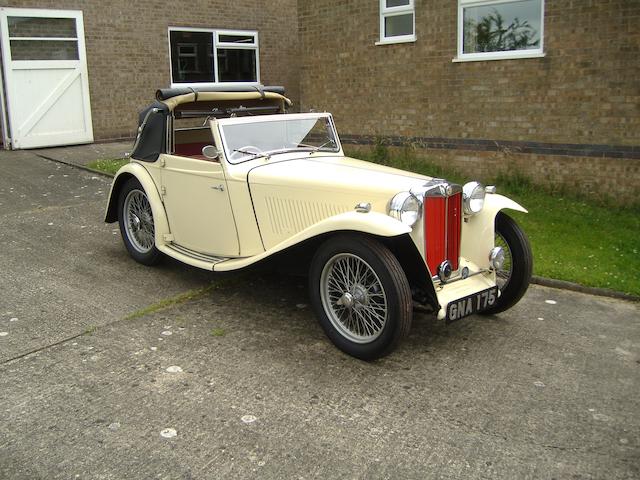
[481,212,533,315]
[309,234,412,360]
[117,177,161,266]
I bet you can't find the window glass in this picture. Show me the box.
[169,29,258,84]
[221,116,339,164]
[170,31,214,83]
[218,34,255,44]
[385,14,413,38]
[10,40,78,60]
[217,48,257,82]
[386,0,410,7]
[380,0,414,42]
[8,16,76,38]
[463,0,542,53]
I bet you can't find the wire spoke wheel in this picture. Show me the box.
[320,253,388,344]
[494,231,513,291]
[310,234,412,360]
[481,212,533,316]
[123,189,155,253]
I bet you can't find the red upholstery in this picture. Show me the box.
[175,142,209,157]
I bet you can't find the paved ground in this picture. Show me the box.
[0,146,639,479]
[34,140,132,168]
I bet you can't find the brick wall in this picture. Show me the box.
[298,0,640,203]
[3,0,300,141]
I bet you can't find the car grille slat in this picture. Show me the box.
[424,191,462,276]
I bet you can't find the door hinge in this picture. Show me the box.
[161,186,166,196]
[160,158,166,167]
[163,233,174,242]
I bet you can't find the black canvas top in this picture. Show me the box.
[130,101,169,162]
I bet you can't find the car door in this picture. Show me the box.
[159,154,239,257]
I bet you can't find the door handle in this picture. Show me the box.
[211,184,225,192]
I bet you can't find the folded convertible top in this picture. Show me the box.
[133,85,290,162]
[156,85,286,101]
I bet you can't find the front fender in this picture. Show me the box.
[104,163,171,245]
[304,210,412,239]
[460,193,527,270]
[483,193,528,217]
[214,210,411,271]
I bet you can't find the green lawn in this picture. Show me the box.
[346,147,640,296]
[87,158,129,176]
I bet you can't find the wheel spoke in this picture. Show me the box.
[320,253,388,344]
[495,232,514,290]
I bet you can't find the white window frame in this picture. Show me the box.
[376,0,416,46]
[168,27,260,87]
[454,0,545,62]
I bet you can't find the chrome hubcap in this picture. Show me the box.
[124,189,155,253]
[320,253,388,344]
[337,292,355,308]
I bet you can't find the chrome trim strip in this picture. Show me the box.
[166,243,228,264]
[444,193,449,259]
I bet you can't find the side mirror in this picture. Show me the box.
[202,145,219,160]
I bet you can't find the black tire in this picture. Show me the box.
[481,212,532,315]
[309,234,412,360]
[117,177,161,266]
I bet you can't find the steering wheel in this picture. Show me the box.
[229,145,262,161]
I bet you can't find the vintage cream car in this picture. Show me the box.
[105,85,532,360]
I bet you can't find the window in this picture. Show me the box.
[456,0,544,61]
[169,28,259,85]
[8,16,79,60]
[377,0,415,45]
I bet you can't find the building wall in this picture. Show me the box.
[298,0,640,203]
[2,0,300,141]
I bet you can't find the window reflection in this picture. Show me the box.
[463,0,542,54]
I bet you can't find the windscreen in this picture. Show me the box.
[220,115,339,164]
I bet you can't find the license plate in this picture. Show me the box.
[446,286,498,323]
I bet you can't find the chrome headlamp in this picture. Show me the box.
[462,181,486,215]
[389,192,421,226]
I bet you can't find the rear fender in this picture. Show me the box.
[104,163,170,245]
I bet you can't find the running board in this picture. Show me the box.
[160,243,229,271]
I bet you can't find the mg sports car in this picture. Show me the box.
[105,85,532,360]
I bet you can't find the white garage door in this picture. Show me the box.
[0,8,93,149]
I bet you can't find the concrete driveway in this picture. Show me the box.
[1,150,638,479]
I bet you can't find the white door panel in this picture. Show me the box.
[160,154,240,257]
[0,8,93,149]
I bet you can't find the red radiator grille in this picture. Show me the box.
[424,192,462,275]
[447,192,462,271]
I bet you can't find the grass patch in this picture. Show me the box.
[345,144,640,296]
[124,283,219,321]
[87,158,129,175]
[84,324,98,335]
[210,328,226,337]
